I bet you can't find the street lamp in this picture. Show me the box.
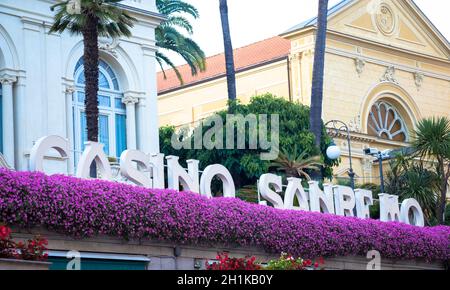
[363,148,392,193]
[325,120,355,190]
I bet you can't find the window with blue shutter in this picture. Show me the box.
[115,114,127,158]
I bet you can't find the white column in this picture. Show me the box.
[14,77,27,171]
[123,93,139,150]
[65,86,75,175]
[140,45,160,154]
[0,75,17,167]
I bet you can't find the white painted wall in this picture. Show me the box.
[0,0,162,174]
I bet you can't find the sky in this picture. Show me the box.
[161,0,450,67]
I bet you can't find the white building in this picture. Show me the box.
[0,0,163,174]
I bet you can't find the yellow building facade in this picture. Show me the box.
[157,0,450,186]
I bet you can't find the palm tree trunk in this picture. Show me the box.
[437,160,448,224]
[83,14,100,177]
[310,0,329,147]
[219,0,237,110]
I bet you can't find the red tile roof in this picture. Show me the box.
[157,36,291,94]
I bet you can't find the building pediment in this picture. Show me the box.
[283,0,450,60]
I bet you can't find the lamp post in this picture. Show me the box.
[363,148,392,193]
[325,120,355,190]
[377,151,385,193]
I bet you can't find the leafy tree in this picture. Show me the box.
[50,0,136,176]
[156,0,206,84]
[310,0,329,147]
[412,117,450,224]
[219,0,237,106]
[160,94,337,193]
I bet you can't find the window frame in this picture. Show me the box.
[73,59,126,164]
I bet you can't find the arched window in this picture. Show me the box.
[73,58,126,159]
[367,101,408,142]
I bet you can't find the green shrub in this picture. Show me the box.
[159,94,338,193]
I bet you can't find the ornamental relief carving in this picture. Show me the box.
[380,66,399,84]
[354,57,366,77]
[98,37,120,58]
[414,72,424,91]
[375,3,396,35]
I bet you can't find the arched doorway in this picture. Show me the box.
[73,58,127,161]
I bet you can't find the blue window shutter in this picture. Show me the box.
[80,112,87,152]
[115,114,127,157]
[99,115,110,156]
[0,88,3,153]
[80,113,110,156]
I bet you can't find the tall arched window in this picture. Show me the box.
[367,101,409,142]
[73,58,127,159]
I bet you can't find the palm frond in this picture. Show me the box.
[156,51,184,85]
[49,0,136,38]
[157,0,199,19]
[155,0,205,83]
[271,146,324,181]
[413,117,450,160]
[161,16,194,34]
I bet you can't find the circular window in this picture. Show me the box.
[367,101,408,142]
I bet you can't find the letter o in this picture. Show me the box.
[400,199,425,227]
[200,164,235,198]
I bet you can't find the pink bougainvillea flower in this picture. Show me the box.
[0,169,448,261]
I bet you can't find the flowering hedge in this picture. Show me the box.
[0,169,448,261]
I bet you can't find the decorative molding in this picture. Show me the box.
[0,74,17,85]
[326,47,450,82]
[375,3,396,36]
[98,38,120,58]
[289,52,302,61]
[354,57,366,77]
[348,115,362,133]
[413,72,424,90]
[380,66,399,84]
[65,86,76,94]
[122,94,140,105]
[302,49,314,58]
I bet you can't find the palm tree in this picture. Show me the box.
[310,0,329,147]
[219,0,237,106]
[156,0,206,84]
[412,117,450,224]
[50,0,136,176]
[385,154,439,223]
[271,146,324,181]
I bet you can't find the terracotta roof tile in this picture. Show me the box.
[157,36,291,94]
